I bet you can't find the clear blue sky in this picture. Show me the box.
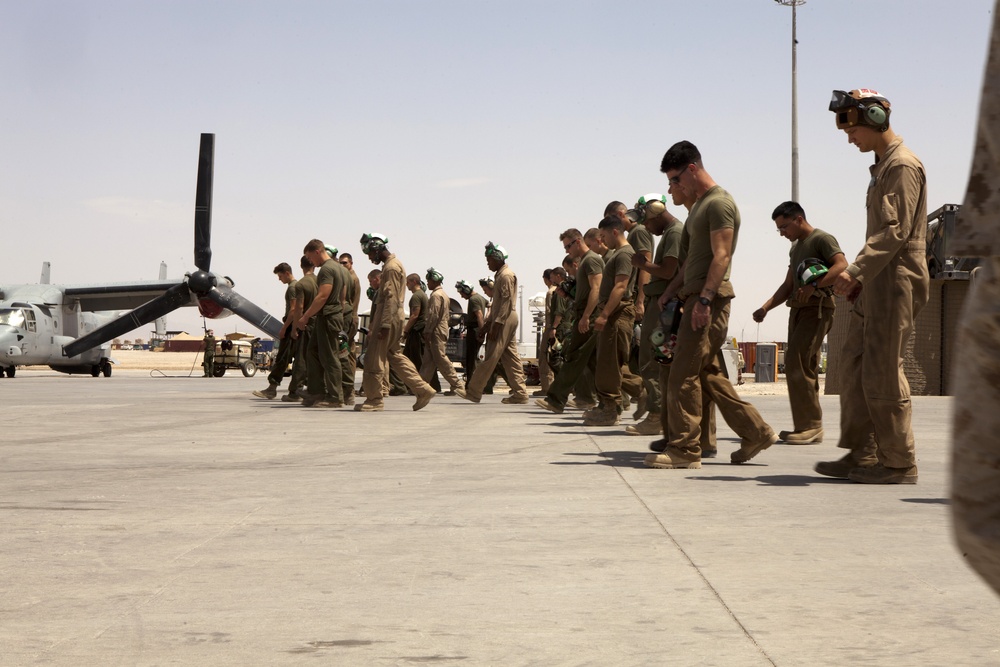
[1,0,994,343]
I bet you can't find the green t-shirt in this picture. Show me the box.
[574,250,605,321]
[789,228,843,309]
[628,225,654,300]
[317,259,345,316]
[282,279,297,319]
[681,185,740,298]
[553,292,573,338]
[295,274,318,314]
[598,244,636,310]
[467,293,487,329]
[645,221,683,297]
[409,289,427,332]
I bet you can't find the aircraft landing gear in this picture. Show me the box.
[91,361,113,377]
[4,365,15,378]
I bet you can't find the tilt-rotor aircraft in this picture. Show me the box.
[0,134,281,378]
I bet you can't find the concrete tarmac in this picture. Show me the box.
[1,370,998,666]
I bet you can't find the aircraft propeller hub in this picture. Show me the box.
[188,270,216,294]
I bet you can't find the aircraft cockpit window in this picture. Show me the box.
[23,309,36,332]
[0,308,27,329]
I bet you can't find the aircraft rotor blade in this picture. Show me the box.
[63,283,192,358]
[204,284,282,339]
[193,133,214,272]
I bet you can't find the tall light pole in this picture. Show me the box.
[775,0,804,203]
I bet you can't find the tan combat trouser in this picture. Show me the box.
[361,318,432,404]
[837,243,928,468]
[658,359,717,450]
[538,338,554,392]
[638,295,663,415]
[466,314,527,401]
[666,296,772,455]
[953,258,1000,594]
[786,305,834,431]
[420,330,462,390]
[307,310,344,403]
[595,303,643,411]
[290,324,311,394]
[545,327,597,409]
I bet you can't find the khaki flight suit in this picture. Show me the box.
[421,285,463,390]
[360,254,433,404]
[837,136,929,468]
[952,3,1000,595]
[466,263,528,401]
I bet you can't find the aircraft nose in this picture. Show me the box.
[0,329,22,360]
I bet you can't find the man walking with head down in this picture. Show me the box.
[646,141,777,469]
[357,233,436,412]
[457,242,528,404]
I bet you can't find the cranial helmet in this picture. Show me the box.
[336,331,350,359]
[633,193,667,223]
[455,280,473,296]
[360,233,388,254]
[366,286,376,301]
[829,88,891,132]
[485,241,508,261]
[796,258,829,287]
[426,267,444,283]
[478,277,494,289]
[325,245,338,258]
[558,276,577,300]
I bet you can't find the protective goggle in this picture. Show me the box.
[829,89,889,130]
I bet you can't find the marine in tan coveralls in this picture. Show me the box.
[457,243,529,404]
[753,202,848,444]
[420,267,464,394]
[818,89,929,484]
[356,233,435,412]
[952,3,1000,595]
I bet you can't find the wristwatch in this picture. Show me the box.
[698,296,712,307]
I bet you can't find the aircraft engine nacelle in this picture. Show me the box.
[56,335,101,363]
[197,297,233,320]
[190,270,234,320]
